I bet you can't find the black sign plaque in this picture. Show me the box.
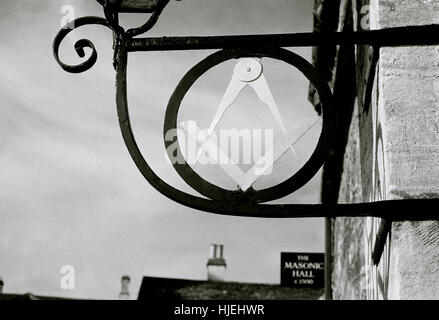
[281,252,324,288]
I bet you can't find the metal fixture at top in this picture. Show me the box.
[96,0,162,13]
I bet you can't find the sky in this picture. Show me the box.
[0,0,324,299]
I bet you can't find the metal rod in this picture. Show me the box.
[127,24,439,51]
[372,220,392,266]
[324,218,332,300]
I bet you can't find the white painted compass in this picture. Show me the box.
[194,58,298,165]
[182,57,320,191]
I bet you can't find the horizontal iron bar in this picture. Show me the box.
[164,198,439,220]
[127,24,439,51]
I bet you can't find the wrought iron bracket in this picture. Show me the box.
[53,2,439,221]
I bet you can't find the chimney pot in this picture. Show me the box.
[207,244,227,282]
[119,275,131,300]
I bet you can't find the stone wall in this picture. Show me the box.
[331,0,371,300]
[334,107,367,300]
[332,0,439,299]
[375,0,439,300]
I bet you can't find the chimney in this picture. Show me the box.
[207,244,227,282]
[119,275,130,300]
[0,277,3,294]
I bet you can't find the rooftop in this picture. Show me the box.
[138,276,324,300]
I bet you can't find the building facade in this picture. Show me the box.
[311,0,439,299]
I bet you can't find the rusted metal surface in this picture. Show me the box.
[127,25,439,51]
[52,4,439,220]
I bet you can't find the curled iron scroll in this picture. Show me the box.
[53,1,169,74]
[53,16,112,74]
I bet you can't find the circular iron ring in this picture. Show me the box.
[164,47,336,204]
